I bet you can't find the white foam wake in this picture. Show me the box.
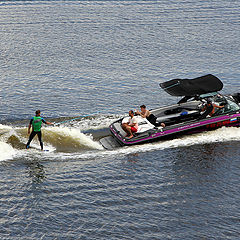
[43,126,103,150]
[88,127,240,158]
[60,114,124,131]
[110,126,240,155]
[45,126,240,161]
[1,123,240,161]
[0,142,16,161]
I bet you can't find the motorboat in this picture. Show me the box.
[100,74,240,149]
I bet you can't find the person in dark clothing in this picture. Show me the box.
[200,99,224,119]
[26,110,53,150]
[136,105,165,127]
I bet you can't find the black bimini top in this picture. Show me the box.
[160,74,223,97]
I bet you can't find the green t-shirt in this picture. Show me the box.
[31,116,46,131]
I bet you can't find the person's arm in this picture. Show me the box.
[28,123,31,134]
[140,112,148,118]
[137,110,149,118]
[135,110,141,115]
[42,118,54,125]
[213,104,224,109]
[28,119,33,134]
[130,118,137,127]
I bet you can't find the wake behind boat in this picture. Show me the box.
[100,74,240,149]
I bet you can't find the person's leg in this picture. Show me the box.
[121,123,127,130]
[122,123,130,137]
[37,131,43,150]
[26,131,37,148]
[125,125,133,138]
[128,126,138,138]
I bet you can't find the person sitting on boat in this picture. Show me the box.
[121,110,138,139]
[135,105,156,124]
[136,105,165,127]
[200,98,224,118]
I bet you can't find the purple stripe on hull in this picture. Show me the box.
[110,113,240,146]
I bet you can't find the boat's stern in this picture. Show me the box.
[99,119,126,149]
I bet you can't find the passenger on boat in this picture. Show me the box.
[121,110,138,139]
[200,98,224,118]
[136,105,165,127]
[136,105,156,124]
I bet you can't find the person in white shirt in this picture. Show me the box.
[121,110,138,139]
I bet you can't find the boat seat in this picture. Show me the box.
[156,109,200,126]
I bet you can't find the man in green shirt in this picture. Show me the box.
[26,110,53,150]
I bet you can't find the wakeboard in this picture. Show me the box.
[26,146,49,152]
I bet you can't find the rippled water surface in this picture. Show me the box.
[0,0,240,239]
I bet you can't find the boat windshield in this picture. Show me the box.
[225,97,240,112]
[213,96,240,116]
[200,92,218,98]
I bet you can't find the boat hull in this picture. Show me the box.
[105,113,240,149]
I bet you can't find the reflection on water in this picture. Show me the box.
[27,161,46,184]
[173,143,222,172]
[127,153,139,163]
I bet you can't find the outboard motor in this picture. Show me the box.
[232,93,240,103]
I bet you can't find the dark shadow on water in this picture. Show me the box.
[26,161,46,185]
[127,153,140,163]
[169,141,239,196]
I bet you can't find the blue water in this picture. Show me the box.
[0,1,240,239]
